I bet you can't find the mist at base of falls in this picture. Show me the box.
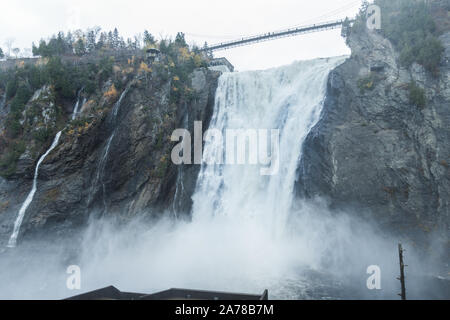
[0,201,446,300]
[0,58,447,300]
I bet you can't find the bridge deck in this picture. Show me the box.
[202,19,353,52]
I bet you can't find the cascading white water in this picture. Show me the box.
[7,95,85,248]
[97,133,115,211]
[69,57,361,298]
[7,131,62,248]
[192,57,346,236]
[112,87,129,118]
[71,96,86,121]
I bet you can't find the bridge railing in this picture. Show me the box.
[202,18,354,52]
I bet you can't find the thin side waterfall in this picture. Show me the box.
[71,94,86,121]
[87,87,130,212]
[7,95,85,248]
[192,57,346,236]
[112,86,130,119]
[7,131,62,248]
[99,133,115,211]
[71,90,81,120]
[172,104,189,217]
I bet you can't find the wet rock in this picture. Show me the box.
[0,67,220,243]
[297,28,450,251]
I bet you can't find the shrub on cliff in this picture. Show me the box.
[357,72,381,93]
[10,85,32,115]
[375,0,444,75]
[0,141,25,178]
[5,78,18,99]
[408,81,426,108]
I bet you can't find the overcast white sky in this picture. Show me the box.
[0,0,364,71]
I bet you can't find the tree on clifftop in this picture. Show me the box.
[0,48,4,59]
[74,38,86,56]
[175,32,187,47]
[375,0,444,75]
[143,30,156,47]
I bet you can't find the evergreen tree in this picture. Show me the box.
[175,32,187,47]
[133,35,141,50]
[97,32,107,50]
[113,28,120,49]
[118,37,126,50]
[374,0,444,75]
[56,32,67,54]
[38,39,50,57]
[107,31,114,49]
[143,30,155,46]
[74,38,86,56]
[86,30,97,53]
[126,38,134,50]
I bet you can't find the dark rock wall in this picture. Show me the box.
[297,28,450,248]
[0,67,220,245]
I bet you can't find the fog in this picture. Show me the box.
[0,199,446,300]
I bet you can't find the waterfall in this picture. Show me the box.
[7,131,62,248]
[71,91,81,120]
[68,57,352,298]
[172,104,189,217]
[89,133,115,212]
[7,94,86,248]
[192,57,346,236]
[71,92,86,121]
[87,87,130,212]
[112,87,129,118]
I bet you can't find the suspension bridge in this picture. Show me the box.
[201,18,354,52]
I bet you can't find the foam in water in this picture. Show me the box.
[7,131,62,247]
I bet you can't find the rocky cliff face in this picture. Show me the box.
[0,63,219,245]
[297,25,450,251]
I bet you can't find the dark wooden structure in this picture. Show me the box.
[65,286,269,300]
[397,243,407,300]
[146,48,161,63]
[370,64,385,72]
